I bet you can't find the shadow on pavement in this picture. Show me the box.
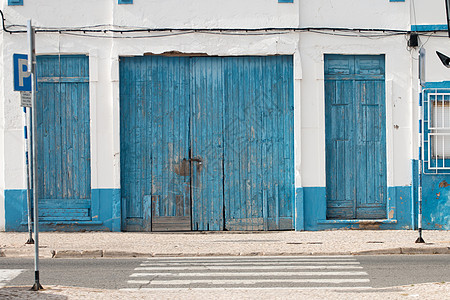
[0,286,68,300]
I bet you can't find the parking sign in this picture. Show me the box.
[13,54,31,91]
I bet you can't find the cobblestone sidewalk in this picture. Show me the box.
[1,230,450,258]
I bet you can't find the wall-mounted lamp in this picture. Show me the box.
[436,51,450,68]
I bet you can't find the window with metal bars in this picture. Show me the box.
[423,89,450,173]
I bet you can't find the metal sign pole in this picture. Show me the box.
[23,107,34,244]
[416,48,425,244]
[28,19,43,291]
[445,0,450,38]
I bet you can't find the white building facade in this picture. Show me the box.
[0,0,449,231]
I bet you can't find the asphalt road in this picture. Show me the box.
[358,255,450,288]
[0,255,449,290]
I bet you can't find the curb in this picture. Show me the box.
[0,247,448,258]
[353,247,450,255]
[400,247,450,254]
[3,246,450,258]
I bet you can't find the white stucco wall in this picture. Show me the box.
[4,0,299,29]
[299,0,410,30]
[1,0,447,230]
[0,2,5,230]
[0,0,301,193]
[422,38,450,83]
[412,0,447,26]
[298,32,415,187]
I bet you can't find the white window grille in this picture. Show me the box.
[423,89,450,173]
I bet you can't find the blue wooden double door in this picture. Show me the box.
[120,55,294,231]
[325,55,387,219]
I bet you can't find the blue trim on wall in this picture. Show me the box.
[412,159,419,229]
[423,81,450,89]
[295,187,304,231]
[297,186,415,230]
[5,190,27,231]
[411,25,448,32]
[421,173,450,230]
[278,0,294,3]
[5,189,121,232]
[8,0,23,6]
[118,0,133,4]
[389,0,405,2]
[303,187,326,230]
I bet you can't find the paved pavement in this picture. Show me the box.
[1,230,450,258]
[0,281,449,299]
[1,230,450,299]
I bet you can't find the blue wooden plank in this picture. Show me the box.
[191,56,226,230]
[280,56,294,226]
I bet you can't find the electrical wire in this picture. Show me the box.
[61,31,196,39]
[1,8,447,40]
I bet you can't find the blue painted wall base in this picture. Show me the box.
[421,173,450,230]
[295,186,415,230]
[5,189,121,232]
[294,159,449,231]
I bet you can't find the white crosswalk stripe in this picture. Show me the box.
[122,256,372,290]
[0,269,25,288]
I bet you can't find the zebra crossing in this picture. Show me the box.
[0,269,25,288]
[121,255,372,291]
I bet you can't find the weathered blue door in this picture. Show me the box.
[120,56,192,231]
[120,55,294,231]
[36,55,91,221]
[223,56,294,230]
[325,55,387,219]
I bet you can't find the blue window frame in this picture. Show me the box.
[8,0,23,6]
[118,0,133,4]
[422,89,450,174]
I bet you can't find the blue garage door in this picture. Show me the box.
[36,55,91,221]
[325,55,387,219]
[120,55,294,231]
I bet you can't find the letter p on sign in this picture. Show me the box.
[13,54,32,91]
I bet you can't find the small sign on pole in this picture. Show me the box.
[20,91,32,107]
[13,54,32,92]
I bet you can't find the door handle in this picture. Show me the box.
[189,157,203,165]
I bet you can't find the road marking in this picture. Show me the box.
[125,256,371,290]
[0,269,25,288]
[141,258,357,263]
[144,256,355,260]
[127,280,151,284]
[130,271,368,277]
[140,261,361,266]
[121,286,373,291]
[134,265,363,271]
[148,278,371,285]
